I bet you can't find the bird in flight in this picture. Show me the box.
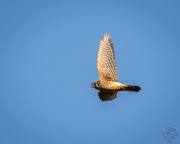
[91,33,141,101]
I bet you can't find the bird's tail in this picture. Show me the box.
[119,84,141,92]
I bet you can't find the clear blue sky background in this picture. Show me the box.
[0,0,180,144]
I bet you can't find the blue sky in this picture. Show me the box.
[0,0,180,144]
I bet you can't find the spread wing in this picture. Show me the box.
[98,90,118,101]
[97,33,118,82]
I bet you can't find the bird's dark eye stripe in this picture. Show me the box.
[96,82,99,87]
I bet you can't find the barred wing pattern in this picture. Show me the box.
[97,33,118,82]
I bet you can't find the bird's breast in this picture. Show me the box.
[101,81,122,90]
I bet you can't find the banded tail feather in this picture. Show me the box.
[120,84,141,92]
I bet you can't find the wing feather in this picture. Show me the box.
[98,91,118,101]
[97,33,118,82]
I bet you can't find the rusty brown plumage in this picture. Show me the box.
[91,33,141,101]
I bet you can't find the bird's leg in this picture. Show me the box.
[120,86,126,91]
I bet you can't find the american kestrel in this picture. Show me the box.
[91,33,141,101]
